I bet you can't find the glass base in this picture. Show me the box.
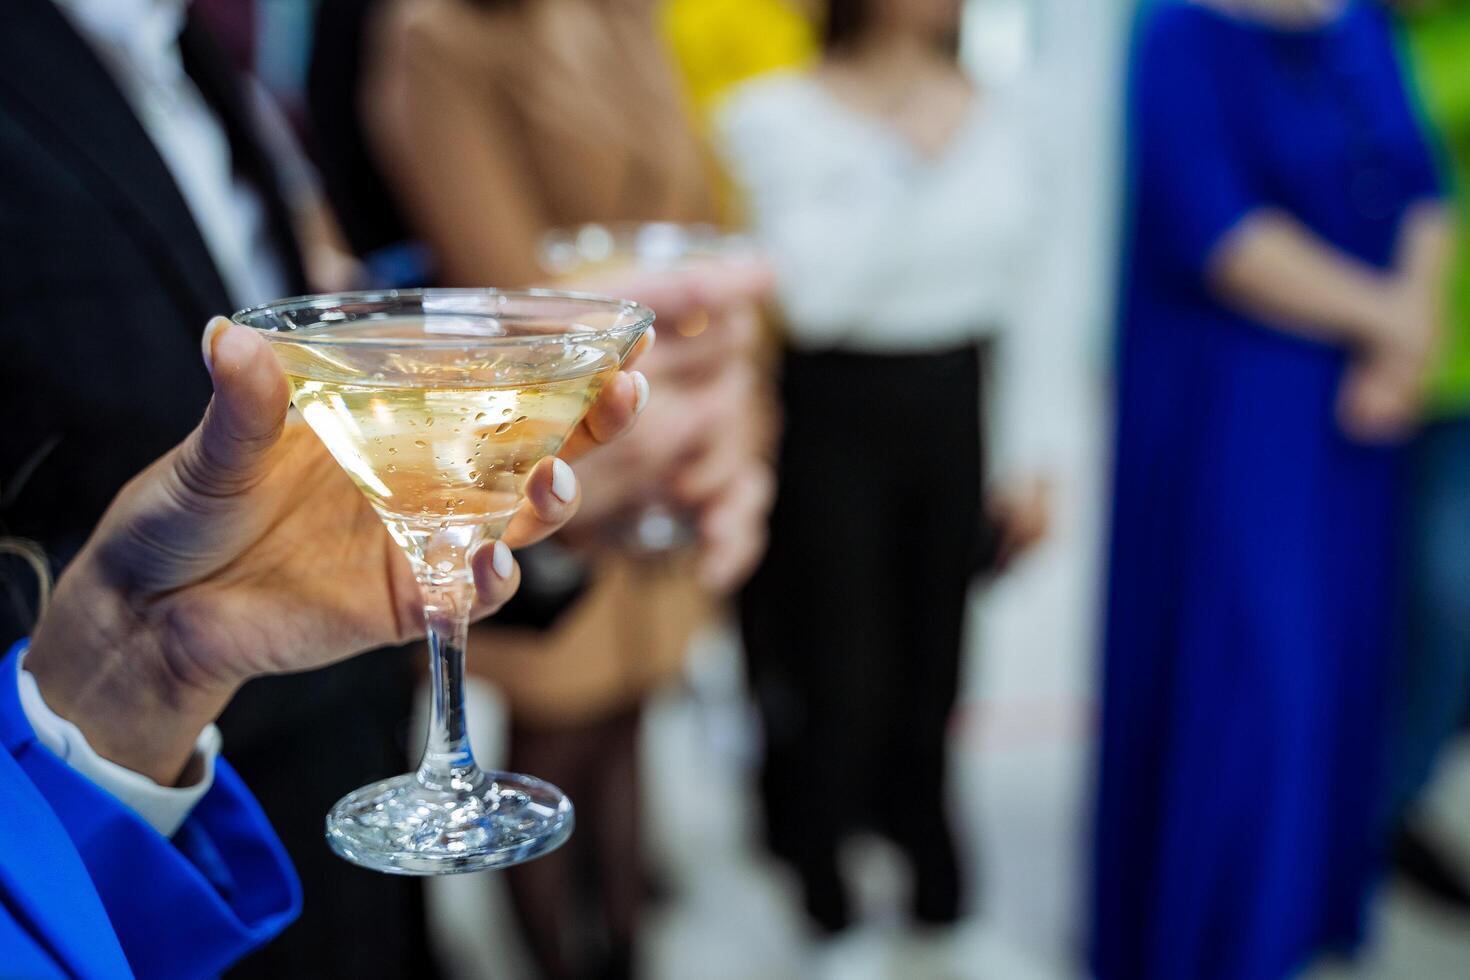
[325,770,574,875]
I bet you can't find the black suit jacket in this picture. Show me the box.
[0,0,303,584]
[0,5,435,976]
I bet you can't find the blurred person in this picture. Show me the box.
[0,2,437,975]
[1383,0,1470,909]
[1095,2,1449,978]
[0,314,639,976]
[716,0,1054,954]
[366,1,776,975]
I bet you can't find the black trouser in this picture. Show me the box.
[740,346,984,933]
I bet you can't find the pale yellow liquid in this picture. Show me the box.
[287,371,611,529]
[269,316,624,582]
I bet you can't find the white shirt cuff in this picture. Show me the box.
[15,652,220,837]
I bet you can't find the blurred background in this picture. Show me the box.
[4,0,1470,977]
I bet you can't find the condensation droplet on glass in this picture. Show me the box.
[495,422,512,435]
[387,464,397,473]
[414,440,427,448]
[436,560,453,572]
[387,447,397,455]
[501,407,513,416]
[425,417,434,427]
[475,412,488,422]
[514,415,527,424]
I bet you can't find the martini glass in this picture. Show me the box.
[539,221,756,282]
[233,289,652,874]
[539,222,757,552]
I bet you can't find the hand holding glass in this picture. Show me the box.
[235,290,651,874]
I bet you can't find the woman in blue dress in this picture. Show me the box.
[1094,2,1450,978]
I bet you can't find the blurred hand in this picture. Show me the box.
[25,318,642,784]
[987,476,1051,571]
[1337,333,1429,444]
[1338,208,1446,443]
[668,361,777,590]
[295,195,366,294]
[570,253,774,340]
[562,258,778,590]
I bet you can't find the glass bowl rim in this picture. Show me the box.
[538,221,754,265]
[231,287,655,350]
[538,220,748,245]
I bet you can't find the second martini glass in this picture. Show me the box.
[234,289,652,875]
[539,222,757,552]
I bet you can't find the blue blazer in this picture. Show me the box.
[0,643,301,977]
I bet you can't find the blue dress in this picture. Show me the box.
[1093,4,1442,979]
[0,642,301,976]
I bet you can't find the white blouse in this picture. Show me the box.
[716,71,1059,477]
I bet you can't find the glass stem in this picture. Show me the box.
[416,586,484,793]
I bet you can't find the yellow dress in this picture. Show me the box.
[660,0,816,123]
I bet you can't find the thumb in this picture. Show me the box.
[175,317,290,497]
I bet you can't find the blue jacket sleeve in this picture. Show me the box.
[0,641,302,978]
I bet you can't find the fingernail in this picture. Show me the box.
[550,457,576,503]
[492,540,513,579]
[646,326,657,350]
[631,371,650,415]
[201,316,229,375]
